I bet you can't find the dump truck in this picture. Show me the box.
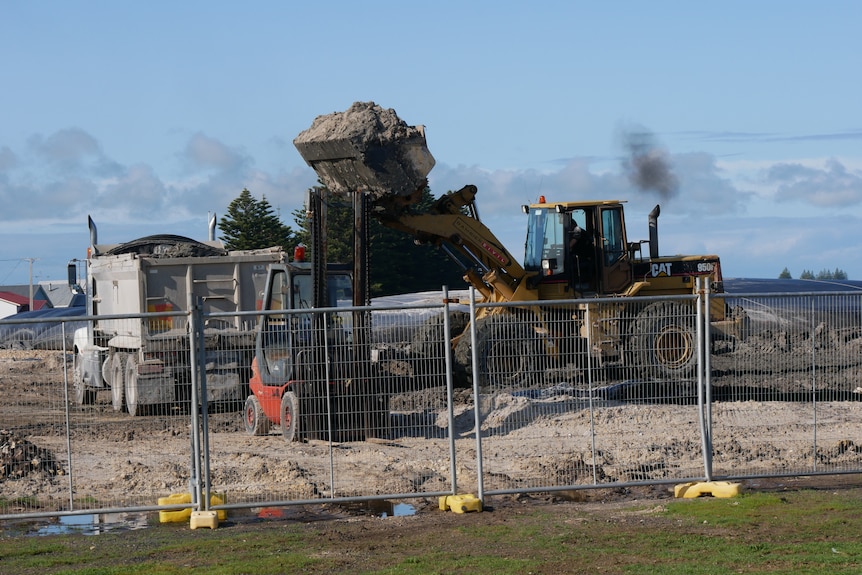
[292,102,747,385]
[70,217,290,415]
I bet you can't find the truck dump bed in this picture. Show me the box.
[293,101,435,198]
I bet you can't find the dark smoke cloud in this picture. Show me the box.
[620,125,678,199]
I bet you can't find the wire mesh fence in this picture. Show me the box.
[1,287,861,522]
[709,290,862,478]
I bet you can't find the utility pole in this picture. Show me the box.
[25,258,37,311]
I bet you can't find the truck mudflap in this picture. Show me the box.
[203,371,243,404]
[134,374,176,406]
[75,348,105,390]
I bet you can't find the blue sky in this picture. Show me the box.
[2,1,861,288]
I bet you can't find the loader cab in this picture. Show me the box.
[524,199,633,297]
[256,264,353,384]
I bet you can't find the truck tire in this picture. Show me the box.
[110,353,126,412]
[454,314,544,389]
[124,355,143,416]
[72,352,96,406]
[280,391,299,442]
[244,395,271,436]
[631,301,697,378]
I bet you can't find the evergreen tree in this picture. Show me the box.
[291,186,354,263]
[800,269,815,280]
[293,186,467,297]
[816,269,835,280]
[778,267,792,279]
[834,268,848,280]
[219,189,296,251]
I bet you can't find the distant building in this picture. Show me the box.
[38,280,79,308]
[0,285,52,319]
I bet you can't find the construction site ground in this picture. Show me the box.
[2,344,862,517]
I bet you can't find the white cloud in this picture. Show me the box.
[182,133,249,173]
[0,146,17,171]
[1,127,862,284]
[765,158,862,207]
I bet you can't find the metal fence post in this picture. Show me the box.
[810,297,818,472]
[442,286,458,495]
[584,303,599,485]
[61,322,75,511]
[468,288,485,502]
[195,296,213,512]
[187,293,203,512]
[695,277,713,481]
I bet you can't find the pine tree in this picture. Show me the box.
[219,189,296,251]
[778,267,792,279]
[293,186,467,297]
[800,269,815,280]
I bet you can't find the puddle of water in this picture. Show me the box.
[5,501,417,536]
[351,500,416,518]
[254,500,417,521]
[3,512,151,537]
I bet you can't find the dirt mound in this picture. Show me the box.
[0,430,64,480]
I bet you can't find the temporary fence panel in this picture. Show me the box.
[201,293,470,511]
[708,291,862,479]
[0,314,196,519]
[467,293,709,496]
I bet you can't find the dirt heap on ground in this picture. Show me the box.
[293,101,435,198]
[0,429,63,480]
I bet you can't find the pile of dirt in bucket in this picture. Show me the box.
[294,101,435,198]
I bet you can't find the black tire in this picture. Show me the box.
[410,311,470,388]
[244,395,271,436]
[630,302,697,378]
[280,391,299,442]
[453,313,544,389]
[110,353,126,412]
[410,311,470,358]
[72,352,96,406]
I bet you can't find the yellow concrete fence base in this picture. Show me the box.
[674,481,743,499]
[158,493,227,524]
[439,494,483,513]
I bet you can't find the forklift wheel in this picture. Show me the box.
[280,391,299,442]
[244,395,270,436]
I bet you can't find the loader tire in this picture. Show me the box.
[631,301,697,378]
[410,311,470,388]
[454,314,543,390]
[244,395,271,436]
[410,311,470,358]
[110,353,126,412]
[280,391,299,442]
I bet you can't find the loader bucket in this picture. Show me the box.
[293,101,435,198]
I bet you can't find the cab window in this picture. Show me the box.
[601,207,626,265]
